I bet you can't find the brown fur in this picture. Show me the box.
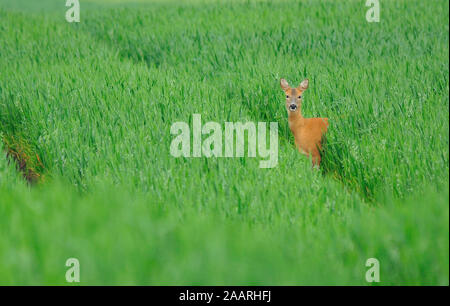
[280,78,328,167]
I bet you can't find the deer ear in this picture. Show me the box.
[280,79,290,91]
[298,79,309,91]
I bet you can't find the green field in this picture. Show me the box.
[0,0,448,285]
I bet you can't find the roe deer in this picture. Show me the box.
[280,78,328,167]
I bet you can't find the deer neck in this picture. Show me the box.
[288,109,305,130]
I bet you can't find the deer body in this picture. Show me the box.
[281,78,328,166]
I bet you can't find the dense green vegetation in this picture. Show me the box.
[0,0,448,285]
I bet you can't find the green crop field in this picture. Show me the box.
[0,0,448,285]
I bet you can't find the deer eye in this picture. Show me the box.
[298,95,302,99]
[286,95,289,98]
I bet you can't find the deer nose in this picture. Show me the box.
[289,104,297,111]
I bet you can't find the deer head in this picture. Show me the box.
[280,78,309,113]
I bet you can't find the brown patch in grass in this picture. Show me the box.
[3,135,44,184]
